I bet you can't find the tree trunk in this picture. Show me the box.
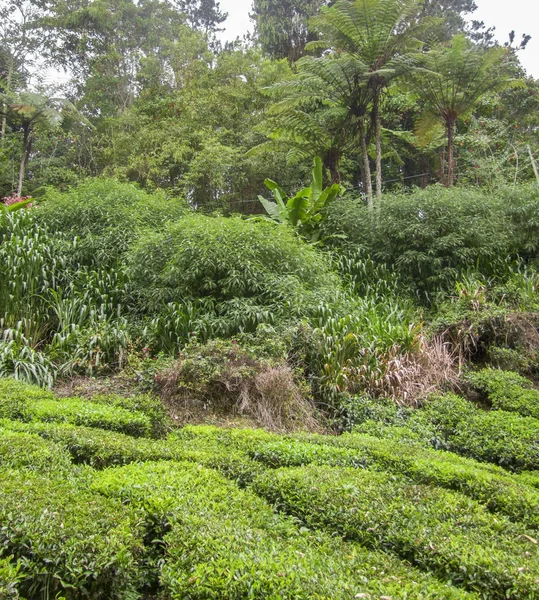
[446,119,456,187]
[17,125,31,197]
[359,117,373,209]
[324,148,342,185]
[373,89,383,206]
[1,62,13,143]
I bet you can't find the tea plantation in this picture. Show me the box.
[1,378,538,599]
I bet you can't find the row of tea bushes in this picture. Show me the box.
[91,461,471,599]
[0,468,142,599]
[352,394,539,472]
[0,379,166,437]
[251,465,539,598]
[467,369,539,420]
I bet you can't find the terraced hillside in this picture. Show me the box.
[1,377,539,599]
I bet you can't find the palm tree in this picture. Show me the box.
[407,34,512,186]
[0,90,89,195]
[308,0,425,205]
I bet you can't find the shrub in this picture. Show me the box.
[37,178,188,266]
[127,214,340,324]
[155,339,319,431]
[322,186,510,299]
[0,469,142,599]
[86,393,171,438]
[410,394,539,471]
[0,378,55,420]
[27,397,153,436]
[0,427,72,473]
[486,346,534,374]
[249,433,539,530]
[0,420,176,468]
[252,465,539,597]
[519,471,539,490]
[467,368,539,419]
[0,557,22,600]
[92,461,468,599]
[0,420,262,481]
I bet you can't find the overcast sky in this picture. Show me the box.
[218,0,539,78]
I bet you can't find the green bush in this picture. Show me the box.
[127,215,340,330]
[87,393,171,438]
[249,434,539,530]
[0,420,262,481]
[0,378,55,420]
[252,465,539,597]
[322,187,510,298]
[467,368,539,419]
[0,469,142,599]
[1,420,177,468]
[27,396,153,436]
[37,178,188,266]
[0,427,72,473]
[92,461,468,599]
[519,471,539,490]
[413,394,539,471]
[0,556,22,600]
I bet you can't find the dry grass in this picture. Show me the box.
[344,336,460,406]
[156,355,322,433]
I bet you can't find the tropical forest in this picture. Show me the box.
[1,0,539,597]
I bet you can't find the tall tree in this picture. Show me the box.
[309,0,426,205]
[0,0,43,141]
[0,90,88,195]
[176,0,227,35]
[407,34,512,186]
[259,54,371,191]
[251,0,331,62]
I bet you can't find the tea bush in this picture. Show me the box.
[252,465,539,597]
[467,368,539,419]
[27,397,153,436]
[248,434,539,530]
[0,427,72,473]
[412,394,539,471]
[0,469,142,599]
[92,461,469,599]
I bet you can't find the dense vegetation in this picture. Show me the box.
[2,0,539,597]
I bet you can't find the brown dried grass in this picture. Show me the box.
[157,360,321,433]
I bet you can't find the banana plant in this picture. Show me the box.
[0,197,32,214]
[258,156,344,242]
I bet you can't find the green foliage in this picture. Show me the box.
[0,379,154,436]
[0,469,142,599]
[252,465,539,597]
[306,295,421,399]
[467,368,539,419]
[406,394,539,471]
[322,186,511,298]
[88,393,171,438]
[128,214,340,332]
[0,427,73,473]
[1,420,178,468]
[37,178,188,267]
[258,156,344,241]
[27,397,153,437]
[246,431,539,530]
[0,378,55,420]
[92,460,467,599]
[0,556,23,600]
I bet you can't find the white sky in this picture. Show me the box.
[217,0,539,78]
